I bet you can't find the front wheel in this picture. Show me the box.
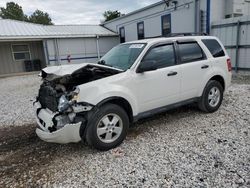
[85,104,129,151]
[198,80,224,113]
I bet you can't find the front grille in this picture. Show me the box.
[38,83,58,112]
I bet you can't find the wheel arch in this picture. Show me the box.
[96,97,134,124]
[209,75,225,91]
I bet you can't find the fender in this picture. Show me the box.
[77,84,139,116]
[198,71,226,96]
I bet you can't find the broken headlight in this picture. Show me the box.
[58,95,70,112]
[58,87,80,112]
[68,86,80,102]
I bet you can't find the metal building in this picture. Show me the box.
[211,15,250,70]
[103,0,250,70]
[103,0,250,42]
[0,19,119,76]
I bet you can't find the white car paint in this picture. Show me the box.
[76,36,231,115]
[34,35,232,144]
[34,101,81,143]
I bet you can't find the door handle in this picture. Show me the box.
[167,71,178,76]
[201,65,209,69]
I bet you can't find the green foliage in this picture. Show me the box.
[0,2,27,21]
[0,2,53,25]
[28,9,53,25]
[103,10,123,22]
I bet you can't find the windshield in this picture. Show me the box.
[99,43,146,70]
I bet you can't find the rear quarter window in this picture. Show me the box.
[202,39,225,58]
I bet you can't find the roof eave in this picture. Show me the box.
[0,34,119,41]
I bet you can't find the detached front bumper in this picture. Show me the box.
[33,101,82,144]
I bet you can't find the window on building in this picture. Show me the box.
[202,39,225,58]
[142,44,176,69]
[119,27,125,43]
[178,42,205,63]
[161,14,171,36]
[137,21,144,40]
[12,44,31,61]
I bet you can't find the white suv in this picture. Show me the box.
[34,35,232,150]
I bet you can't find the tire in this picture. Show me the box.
[198,80,223,113]
[85,104,129,151]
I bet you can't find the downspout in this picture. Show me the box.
[194,0,200,32]
[235,20,240,72]
[42,39,50,66]
[96,35,100,60]
[55,39,61,65]
[206,0,211,34]
[53,39,57,65]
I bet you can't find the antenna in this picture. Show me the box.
[163,0,170,9]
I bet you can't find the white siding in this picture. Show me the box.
[171,3,195,33]
[144,16,162,38]
[210,0,226,22]
[104,0,196,42]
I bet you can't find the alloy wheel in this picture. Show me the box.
[96,113,123,143]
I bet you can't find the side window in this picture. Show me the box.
[143,44,176,69]
[202,39,225,58]
[119,27,125,43]
[178,42,205,63]
[137,22,144,40]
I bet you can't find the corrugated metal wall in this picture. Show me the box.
[211,16,250,70]
[0,41,46,75]
[46,36,119,65]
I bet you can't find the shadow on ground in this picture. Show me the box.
[0,105,201,186]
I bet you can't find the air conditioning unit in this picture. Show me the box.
[225,0,245,17]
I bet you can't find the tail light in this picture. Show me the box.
[227,59,232,72]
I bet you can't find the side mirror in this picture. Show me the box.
[137,60,157,73]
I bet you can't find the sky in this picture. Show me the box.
[0,0,160,25]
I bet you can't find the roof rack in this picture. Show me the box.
[166,32,208,37]
[144,33,208,39]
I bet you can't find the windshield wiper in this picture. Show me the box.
[97,60,114,68]
[97,60,106,65]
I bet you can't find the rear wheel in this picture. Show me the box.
[198,80,223,113]
[85,104,129,151]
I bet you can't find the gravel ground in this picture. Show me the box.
[0,74,41,127]
[0,73,249,187]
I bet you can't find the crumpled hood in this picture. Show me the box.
[41,63,123,81]
[42,63,89,77]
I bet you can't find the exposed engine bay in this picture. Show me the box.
[36,64,122,133]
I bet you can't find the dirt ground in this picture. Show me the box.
[0,123,150,187]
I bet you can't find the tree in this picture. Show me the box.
[0,2,53,25]
[28,9,53,25]
[0,2,27,21]
[103,10,123,22]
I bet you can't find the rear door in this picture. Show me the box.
[177,40,211,100]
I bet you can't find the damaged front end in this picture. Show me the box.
[33,63,121,143]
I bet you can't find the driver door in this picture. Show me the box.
[132,43,181,113]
